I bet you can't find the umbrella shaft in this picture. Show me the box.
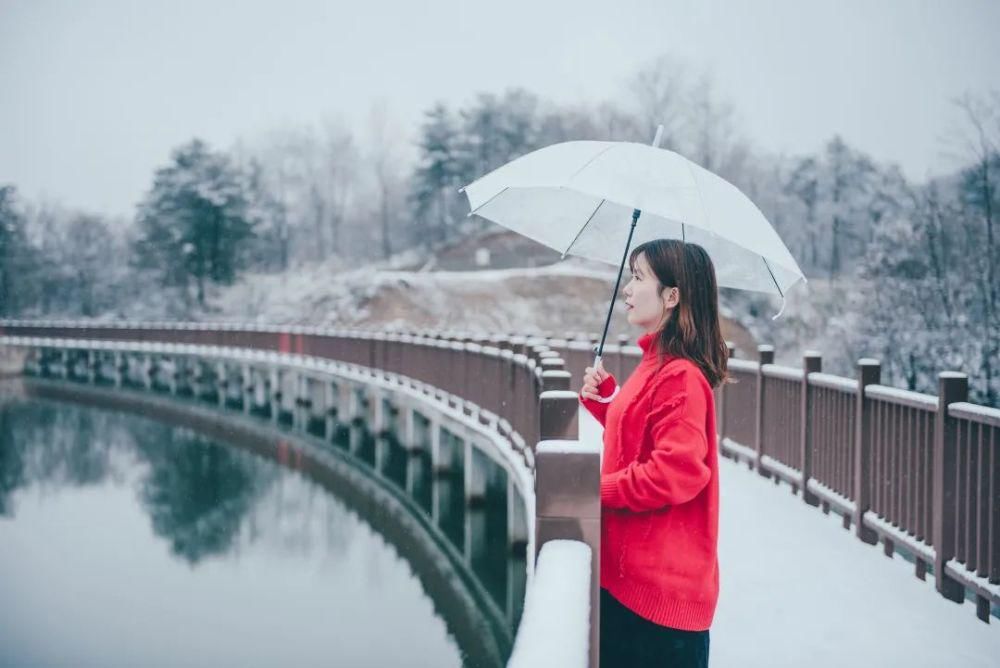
[596,210,641,358]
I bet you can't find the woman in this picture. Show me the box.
[579,239,728,668]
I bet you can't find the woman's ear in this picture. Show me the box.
[662,286,680,309]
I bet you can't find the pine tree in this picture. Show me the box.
[412,103,462,244]
[134,140,256,306]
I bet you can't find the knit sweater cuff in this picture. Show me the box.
[600,473,625,509]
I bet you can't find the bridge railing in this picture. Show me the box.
[717,345,999,624]
[0,322,565,460]
[538,331,997,623]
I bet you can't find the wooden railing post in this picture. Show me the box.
[539,390,579,442]
[755,344,774,477]
[616,333,629,380]
[719,342,735,444]
[853,359,881,544]
[933,371,969,603]
[535,395,600,668]
[801,351,822,506]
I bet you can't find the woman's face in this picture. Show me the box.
[623,252,678,332]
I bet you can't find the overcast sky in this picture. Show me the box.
[1,0,998,218]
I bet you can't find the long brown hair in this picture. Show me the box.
[629,239,729,388]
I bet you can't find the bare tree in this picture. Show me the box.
[318,117,358,257]
[683,73,748,180]
[366,102,410,260]
[951,91,1000,404]
[628,55,688,147]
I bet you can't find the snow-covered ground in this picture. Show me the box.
[578,409,1000,667]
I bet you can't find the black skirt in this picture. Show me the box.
[600,588,710,668]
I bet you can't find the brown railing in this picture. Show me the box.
[715,346,999,624]
[0,322,577,459]
[531,332,997,623]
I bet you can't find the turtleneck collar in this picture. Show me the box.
[637,332,658,359]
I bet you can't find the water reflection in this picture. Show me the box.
[0,396,471,667]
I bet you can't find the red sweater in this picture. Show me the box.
[580,332,719,631]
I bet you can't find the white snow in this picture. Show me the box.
[806,478,857,515]
[760,454,803,485]
[720,436,757,462]
[761,364,804,382]
[580,407,1000,667]
[948,401,1000,424]
[863,511,935,563]
[808,372,858,392]
[536,439,601,456]
[865,384,938,409]
[947,560,1000,601]
[728,358,758,373]
[507,540,592,668]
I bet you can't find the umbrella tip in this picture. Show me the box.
[771,296,788,320]
[652,125,664,149]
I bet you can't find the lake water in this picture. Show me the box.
[0,391,514,667]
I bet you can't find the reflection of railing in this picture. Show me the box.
[6,335,529,665]
[12,358,514,667]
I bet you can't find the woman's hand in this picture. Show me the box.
[580,358,610,401]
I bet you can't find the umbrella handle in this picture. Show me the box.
[589,353,619,403]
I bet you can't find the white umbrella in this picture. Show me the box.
[460,126,806,363]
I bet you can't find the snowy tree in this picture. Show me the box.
[365,103,410,260]
[458,89,542,178]
[238,120,359,267]
[0,186,38,316]
[24,209,124,317]
[683,73,750,182]
[411,103,465,244]
[317,118,359,258]
[854,121,1000,406]
[134,139,256,307]
[783,157,822,270]
[628,55,687,149]
[62,214,120,316]
[953,92,1000,404]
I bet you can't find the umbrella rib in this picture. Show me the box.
[468,186,510,216]
[683,158,709,239]
[762,257,784,298]
[561,198,606,258]
[566,144,617,182]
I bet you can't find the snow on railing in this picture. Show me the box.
[507,540,592,668]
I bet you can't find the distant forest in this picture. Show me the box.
[1,57,997,405]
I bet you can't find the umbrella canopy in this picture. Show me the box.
[461,140,805,298]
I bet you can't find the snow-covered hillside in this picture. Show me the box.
[204,258,760,355]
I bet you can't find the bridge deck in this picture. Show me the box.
[579,409,1000,666]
